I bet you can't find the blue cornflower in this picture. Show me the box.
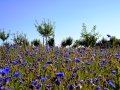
[86,62,90,65]
[4,67,10,74]
[106,79,115,88]
[36,84,41,89]
[12,60,20,65]
[41,65,47,69]
[111,70,116,74]
[56,72,64,77]
[0,67,10,75]
[82,66,86,69]
[21,61,27,66]
[71,74,75,78]
[30,53,36,57]
[32,79,37,85]
[95,86,101,90]
[38,76,47,81]
[80,50,83,53]
[32,46,37,50]
[6,87,13,90]
[5,76,12,83]
[0,69,3,74]
[68,84,74,90]
[79,80,85,84]
[102,59,106,64]
[5,47,10,51]
[13,72,22,77]
[35,66,38,69]
[41,77,47,81]
[47,60,52,64]
[89,78,94,83]
[26,83,29,87]
[108,81,115,88]
[19,79,24,83]
[55,79,60,85]
[104,87,109,90]
[72,69,77,73]
[52,77,61,85]
[89,70,94,73]
[94,78,100,83]
[0,84,2,89]
[0,78,3,82]
[46,84,52,88]
[76,66,80,70]
[38,76,41,79]
[75,58,80,63]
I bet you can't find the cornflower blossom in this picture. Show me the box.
[75,58,81,63]
[95,86,101,90]
[68,84,74,90]
[104,88,109,90]
[56,72,64,77]
[111,70,116,75]
[0,66,10,75]
[106,79,115,88]
[36,84,41,89]
[13,72,22,77]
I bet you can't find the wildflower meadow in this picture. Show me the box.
[0,44,120,90]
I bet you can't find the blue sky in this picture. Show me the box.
[0,0,120,45]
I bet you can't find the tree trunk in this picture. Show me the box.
[43,36,44,46]
[45,36,47,46]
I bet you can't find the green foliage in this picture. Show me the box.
[61,39,67,47]
[80,23,100,47]
[72,40,80,48]
[61,37,73,47]
[97,36,120,48]
[66,37,73,46]
[3,41,11,47]
[101,38,110,48]
[35,19,55,46]
[0,29,9,42]
[13,33,29,46]
[48,37,55,47]
[31,39,42,47]
[101,37,108,45]
[109,36,120,47]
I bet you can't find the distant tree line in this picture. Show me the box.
[0,20,120,48]
[60,23,120,48]
[0,19,55,47]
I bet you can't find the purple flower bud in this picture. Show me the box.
[86,62,90,65]
[76,58,81,63]
[102,59,106,64]
[46,84,52,88]
[95,86,101,90]
[13,72,22,77]
[112,70,116,74]
[36,84,41,89]
[32,79,37,85]
[104,87,109,90]
[47,60,52,64]
[68,84,74,90]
